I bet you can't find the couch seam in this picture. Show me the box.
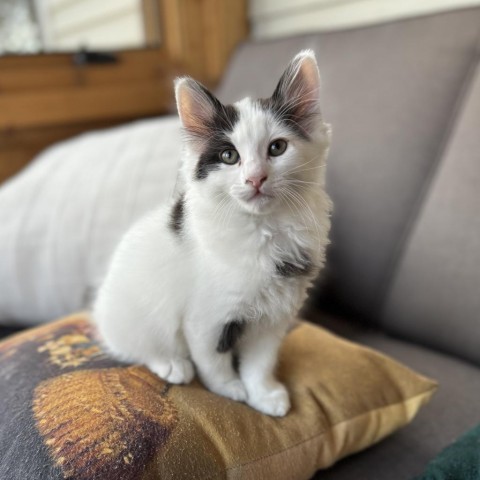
[374,24,480,323]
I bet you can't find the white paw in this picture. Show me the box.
[210,378,247,402]
[247,383,291,417]
[148,358,195,384]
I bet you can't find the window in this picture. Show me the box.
[0,0,161,55]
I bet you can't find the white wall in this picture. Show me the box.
[250,0,480,40]
[35,0,146,51]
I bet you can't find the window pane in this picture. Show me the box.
[0,0,161,55]
[0,0,42,54]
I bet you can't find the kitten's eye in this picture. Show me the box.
[220,149,240,165]
[268,139,288,157]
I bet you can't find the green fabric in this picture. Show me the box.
[415,424,480,480]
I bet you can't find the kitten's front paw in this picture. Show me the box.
[247,383,291,417]
[210,379,247,402]
[148,357,195,384]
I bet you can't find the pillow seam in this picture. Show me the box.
[206,387,436,479]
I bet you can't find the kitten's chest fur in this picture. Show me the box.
[187,199,323,321]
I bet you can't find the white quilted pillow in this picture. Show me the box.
[0,116,182,325]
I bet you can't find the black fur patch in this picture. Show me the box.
[196,136,236,180]
[232,353,240,373]
[258,60,318,140]
[195,91,239,180]
[259,95,310,140]
[216,320,246,353]
[276,252,313,278]
[169,195,185,234]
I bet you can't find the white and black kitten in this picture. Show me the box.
[93,50,332,417]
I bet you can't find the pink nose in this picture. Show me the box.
[246,175,267,190]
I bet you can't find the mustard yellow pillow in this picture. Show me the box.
[0,313,436,479]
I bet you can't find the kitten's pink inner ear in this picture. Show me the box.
[176,83,197,132]
[175,79,214,135]
[291,54,321,113]
[298,56,320,95]
[274,51,322,119]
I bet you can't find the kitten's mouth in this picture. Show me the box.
[248,191,273,202]
[236,189,275,213]
[241,191,275,213]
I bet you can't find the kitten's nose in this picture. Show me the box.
[246,175,267,190]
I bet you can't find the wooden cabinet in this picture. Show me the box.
[0,0,247,184]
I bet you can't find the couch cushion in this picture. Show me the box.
[217,8,480,322]
[307,312,480,479]
[0,313,436,480]
[381,60,480,366]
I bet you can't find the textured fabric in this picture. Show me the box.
[414,423,480,480]
[0,313,436,480]
[217,8,480,322]
[381,61,480,366]
[305,311,480,480]
[0,117,182,325]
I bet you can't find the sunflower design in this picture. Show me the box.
[33,366,178,480]
[37,332,104,369]
[0,315,180,480]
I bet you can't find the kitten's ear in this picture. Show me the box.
[175,77,220,138]
[271,50,321,136]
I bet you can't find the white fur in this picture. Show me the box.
[93,51,332,416]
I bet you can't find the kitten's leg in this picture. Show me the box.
[144,328,195,385]
[147,356,194,385]
[101,321,194,385]
[238,323,290,417]
[185,320,247,402]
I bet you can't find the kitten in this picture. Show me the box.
[93,50,332,417]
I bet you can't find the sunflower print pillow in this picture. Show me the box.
[0,313,436,480]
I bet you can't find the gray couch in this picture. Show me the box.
[0,7,478,479]
[216,7,480,479]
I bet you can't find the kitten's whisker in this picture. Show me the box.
[220,193,237,231]
[287,187,322,238]
[282,155,326,177]
[212,191,228,208]
[217,191,236,230]
[277,188,298,221]
[287,164,326,176]
[287,179,323,187]
[224,200,237,230]
[282,157,317,176]
[211,194,230,226]
[220,199,234,229]
[284,184,319,233]
[279,187,311,233]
